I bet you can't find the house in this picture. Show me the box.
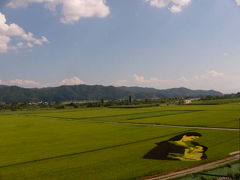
[179,98,200,104]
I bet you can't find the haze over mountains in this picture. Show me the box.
[0,85,222,103]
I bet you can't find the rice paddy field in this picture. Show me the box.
[0,103,239,180]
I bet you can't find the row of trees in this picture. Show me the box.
[2,93,239,111]
[201,93,240,100]
[0,96,183,111]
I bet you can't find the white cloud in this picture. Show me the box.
[27,42,34,48]
[207,70,224,78]
[170,5,182,13]
[146,0,191,13]
[223,52,229,56]
[146,0,168,8]
[0,12,48,53]
[10,79,40,87]
[178,76,188,82]
[0,35,10,53]
[133,74,165,84]
[0,77,85,87]
[193,70,225,80]
[236,0,240,6]
[0,80,5,85]
[7,0,110,24]
[114,80,129,86]
[133,74,146,83]
[60,76,85,85]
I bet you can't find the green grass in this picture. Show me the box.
[176,162,240,180]
[0,104,239,179]
[29,104,240,129]
[123,108,240,128]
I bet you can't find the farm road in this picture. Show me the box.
[116,122,240,131]
[141,153,240,180]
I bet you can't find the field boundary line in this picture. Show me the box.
[140,153,240,180]
[118,122,240,131]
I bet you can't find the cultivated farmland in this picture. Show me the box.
[0,103,239,180]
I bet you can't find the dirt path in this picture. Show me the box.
[141,153,240,180]
[115,122,240,131]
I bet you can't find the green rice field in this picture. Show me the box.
[177,162,240,180]
[0,103,239,179]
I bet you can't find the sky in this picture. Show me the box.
[0,0,240,93]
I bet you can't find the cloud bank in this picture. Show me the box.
[0,12,48,53]
[145,0,191,13]
[0,76,85,88]
[1,72,239,93]
[10,79,39,87]
[7,0,110,24]
[114,70,240,93]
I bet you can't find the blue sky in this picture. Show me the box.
[0,0,240,93]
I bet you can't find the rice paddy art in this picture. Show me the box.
[143,132,208,161]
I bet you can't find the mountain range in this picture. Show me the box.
[0,85,222,103]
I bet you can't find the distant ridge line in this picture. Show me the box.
[0,85,222,103]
